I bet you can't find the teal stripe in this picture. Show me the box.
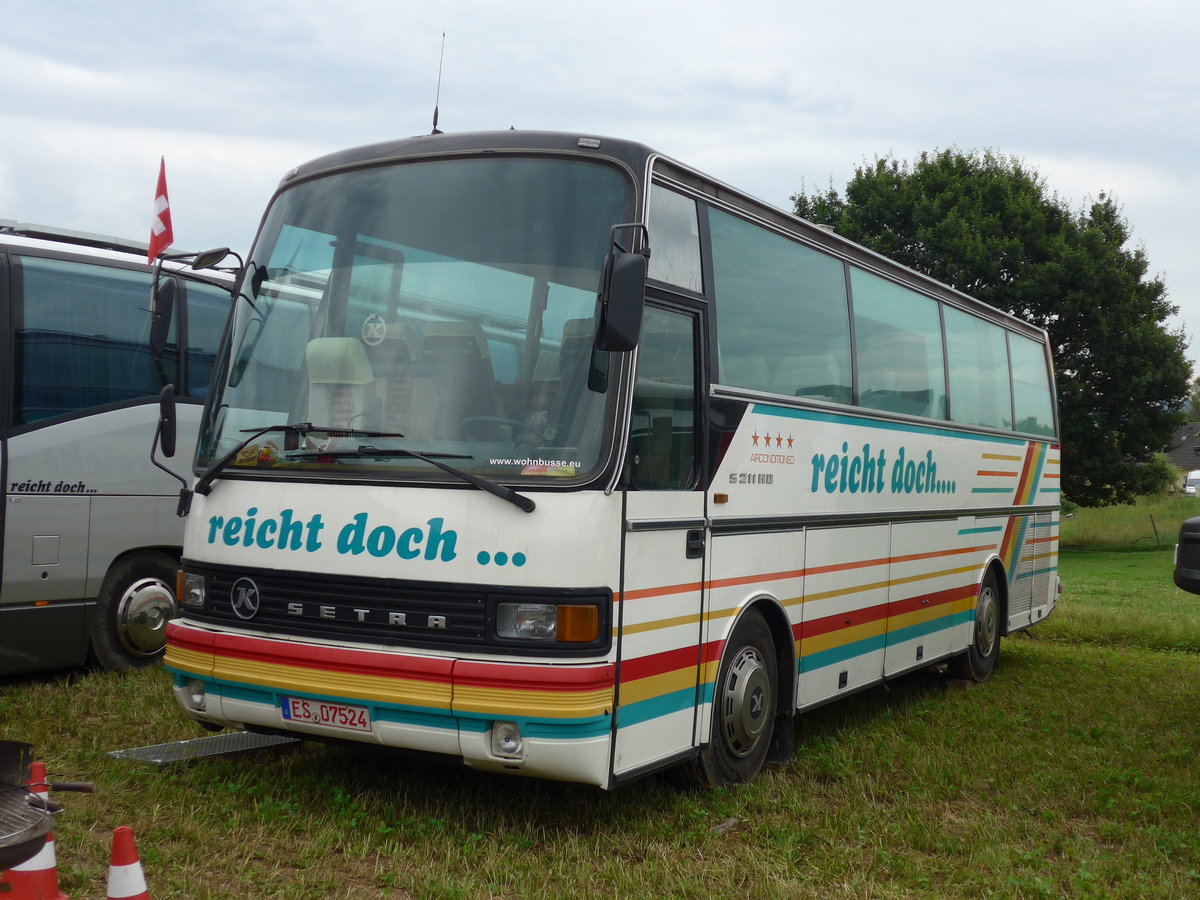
[1023,566,1057,580]
[752,404,1028,445]
[615,685,702,728]
[959,525,1004,535]
[183,674,612,740]
[885,611,973,647]
[972,487,1015,494]
[800,633,888,673]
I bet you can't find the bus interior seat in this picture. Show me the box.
[419,321,498,438]
[363,322,421,433]
[305,337,375,429]
[540,317,597,446]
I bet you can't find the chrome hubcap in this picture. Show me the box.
[719,645,772,757]
[116,577,177,656]
[975,585,998,657]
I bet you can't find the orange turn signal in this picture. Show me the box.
[557,604,600,643]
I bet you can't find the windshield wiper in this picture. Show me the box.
[193,423,405,496]
[285,445,536,513]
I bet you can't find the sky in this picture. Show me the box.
[4,1,1199,365]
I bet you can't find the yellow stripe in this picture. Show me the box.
[619,666,699,705]
[212,653,453,709]
[164,645,212,676]
[982,452,1022,461]
[453,684,613,718]
[804,564,977,605]
[799,618,887,655]
[176,646,611,719]
[887,596,974,633]
[622,611,703,636]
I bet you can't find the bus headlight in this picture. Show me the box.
[496,602,600,643]
[179,571,207,609]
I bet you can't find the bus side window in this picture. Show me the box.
[13,256,174,424]
[630,307,697,490]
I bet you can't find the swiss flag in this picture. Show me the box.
[148,157,174,263]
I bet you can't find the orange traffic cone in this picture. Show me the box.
[0,760,69,900]
[106,826,149,900]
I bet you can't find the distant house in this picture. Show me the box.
[1168,424,1200,471]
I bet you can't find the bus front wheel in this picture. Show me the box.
[90,552,179,670]
[950,570,1002,682]
[685,608,777,787]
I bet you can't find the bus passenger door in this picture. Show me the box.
[613,304,706,780]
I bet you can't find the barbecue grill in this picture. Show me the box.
[0,741,53,871]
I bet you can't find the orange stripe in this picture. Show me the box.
[621,546,980,603]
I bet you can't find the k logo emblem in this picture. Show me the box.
[230,577,261,620]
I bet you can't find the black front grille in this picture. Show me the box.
[182,561,611,657]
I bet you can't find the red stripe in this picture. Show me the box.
[171,621,453,682]
[455,660,614,692]
[798,601,889,639]
[1013,444,1038,505]
[619,641,723,683]
[887,583,976,617]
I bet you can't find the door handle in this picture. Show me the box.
[685,529,705,559]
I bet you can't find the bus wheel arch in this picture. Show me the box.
[950,563,1005,682]
[89,549,180,670]
[688,603,787,786]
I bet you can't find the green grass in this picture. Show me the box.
[3,524,1200,897]
[1060,494,1200,551]
[1046,550,1200,653]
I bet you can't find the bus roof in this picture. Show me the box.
[271,130,1050,344]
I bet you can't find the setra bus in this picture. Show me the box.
[0,222,232,675]
[160,131,1060,787]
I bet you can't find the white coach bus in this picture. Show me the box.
[160,132,1060,787]
[0,223,231,675]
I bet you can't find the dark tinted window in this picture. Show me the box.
[14,256,174,423]
[710,208,851,403]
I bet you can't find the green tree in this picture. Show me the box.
[1186,376,1200,420]
[793,149,1190,506]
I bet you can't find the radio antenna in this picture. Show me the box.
[431,32,446,135]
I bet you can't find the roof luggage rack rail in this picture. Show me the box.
[0,218,149,257]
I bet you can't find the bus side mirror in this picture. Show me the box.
[192,247,234,270]
[149,277,177,360]
[595,250,647,352]
[157,384,177,459]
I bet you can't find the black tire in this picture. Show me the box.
[679,608,778,787]
[89,551,179,670]
[949,569,1002,682]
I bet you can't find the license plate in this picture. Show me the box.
[280,696,372,732]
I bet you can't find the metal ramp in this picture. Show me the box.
[109,731,300,767]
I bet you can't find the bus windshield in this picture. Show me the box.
[198,156,631,485]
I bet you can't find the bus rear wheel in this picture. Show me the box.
[950,570,1001,682]
[90,552,179,670]
[682,608,777,787]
